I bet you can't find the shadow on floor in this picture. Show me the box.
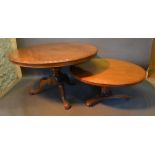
[38,79,155,110]
[1,76,155,115]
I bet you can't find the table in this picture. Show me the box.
[71,58,146,107]
[8,43,97,109]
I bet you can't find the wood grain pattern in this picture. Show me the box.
[71,58,146,87]
[8,43,97,68]
[8,42,97,110]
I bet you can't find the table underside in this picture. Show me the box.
[29,67,73,110]
[29,67,130,110]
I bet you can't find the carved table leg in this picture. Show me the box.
[29,67,71,110]
[30,77,56,95]
[86,87,130,107]
[52,68,71,110]
[58,84,71,110]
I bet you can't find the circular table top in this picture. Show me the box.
[8,43,97,68]
[71,58,146,87]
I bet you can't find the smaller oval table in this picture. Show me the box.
[71,58,146,107]
[8,43,97,110]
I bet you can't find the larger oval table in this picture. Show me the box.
[8,43,97,110]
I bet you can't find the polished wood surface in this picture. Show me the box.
[8,43,97,68]
[71,58,146,107]
[8,42,97,110]
[71,58,146,87]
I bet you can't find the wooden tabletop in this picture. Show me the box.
[8,43,97,68]
[71,58,146,87]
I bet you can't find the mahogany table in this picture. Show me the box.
[71,58,146,107]
[8,43,97,110]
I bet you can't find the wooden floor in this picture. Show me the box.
[0,76,155,116]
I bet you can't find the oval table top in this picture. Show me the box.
[71,58,146,87]
[8,43,97,68]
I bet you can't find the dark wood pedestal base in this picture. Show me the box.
[29,68,72,110]
[86,87,130,107]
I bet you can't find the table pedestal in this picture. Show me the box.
[86,87,130,107]
[29,68,72,110]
